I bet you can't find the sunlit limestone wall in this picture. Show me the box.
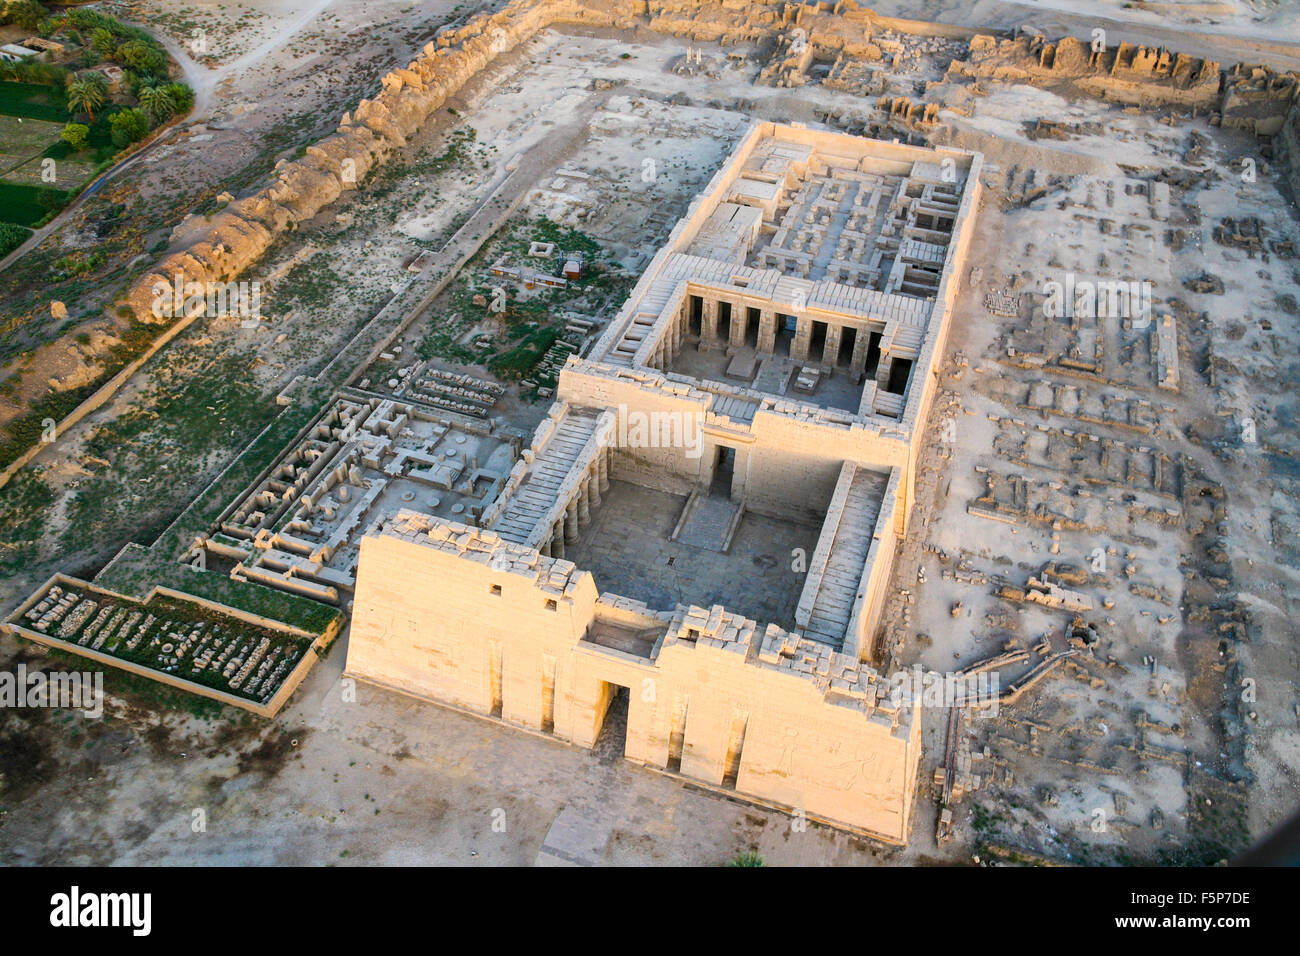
[559,362,915,523]
[347,516,600,724]
[348,510,921,842]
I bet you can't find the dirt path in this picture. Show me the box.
[150,0,342,120]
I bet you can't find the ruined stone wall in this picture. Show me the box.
[949,32,1299,133]
[646,0,784,44]
[646,0,978,49]
[1219,63,1300,135]
[949,34,1222,110]
[348,510,921,842]
[1275,95,1300,207]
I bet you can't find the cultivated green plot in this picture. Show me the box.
[0,115,92,207]
[3,155,97,190]
[0,80,70,123]
[0,180,65,227]
[0,114,61,172]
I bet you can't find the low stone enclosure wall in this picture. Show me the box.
[2,575,340,718]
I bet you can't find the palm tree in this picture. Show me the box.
[138,85,175,123]
[65,73,107,123]
[90,28,116,57]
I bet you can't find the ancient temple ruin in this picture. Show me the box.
[345,123,981,841]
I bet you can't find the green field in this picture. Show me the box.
[0,82,72,225]
[0,80,70,122]
[0,115,96,189]
[0,222,31,257]
[0,180,67,227]
[0,83,123,225]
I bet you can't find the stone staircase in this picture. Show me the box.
[801,467,889,646]
[491,408,602,544]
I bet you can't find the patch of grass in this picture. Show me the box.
[159,570,341,636]
[272,251,344,310]
[96,663,231,721]
[488,322,561,380]
[0,383,94,470]
[0,80,69,122]
[0,469,55,575]
[0,181,67,227]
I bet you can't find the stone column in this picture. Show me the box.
[728,301,745,348]
[598,447,610,492]
[577,477,591,524]
[551,523,565,560]
[791,316,813,362]
[822,323,842,367]
[565,498,580,544]
[850,325,873,381]
[758,308,777,353]
[701,298,718,345]
[588,463,602,509]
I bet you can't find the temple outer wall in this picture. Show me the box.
[895,169,983,533]
[347,520,920,843]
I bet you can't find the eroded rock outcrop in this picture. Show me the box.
[950,33,1222,109]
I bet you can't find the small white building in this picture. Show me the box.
[0,44,38,63]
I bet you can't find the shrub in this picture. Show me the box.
[0,222,32,258]
[4,0,48,31]
[60,121,89,150]
[138,84,175,123]
[108,106,147,147]
[89,27,116,57]
[35,185,64,213]
[165,82,194,114]
[114,39,165,75]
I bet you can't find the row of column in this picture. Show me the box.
[688,292,893,383]
[698,297,778,354]
[650,306,689,371]
[540,446,611,560]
